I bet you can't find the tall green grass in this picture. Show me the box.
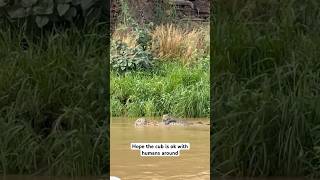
[0,23,108,176]
[111,57,209,118]
[212,0,320,178]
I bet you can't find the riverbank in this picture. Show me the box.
[111,22,210,118]
[111,59,209,118]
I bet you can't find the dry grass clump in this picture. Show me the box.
[111,23,209,65]
[151,24,209,65]
[111,25,137,48]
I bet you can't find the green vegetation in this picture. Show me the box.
[0,0,106,28]
[111,1,210,118]
[0,23,107,176]
[111,57,209,117]
[212,0,320,178]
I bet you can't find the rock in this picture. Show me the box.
[135,118,147,127]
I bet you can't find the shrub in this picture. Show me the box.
[0,0,106,28]
[110,40,154,73]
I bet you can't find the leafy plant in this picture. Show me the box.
[111,21,155,73]
[134,22,153,50]
[0,0,105,28]
[111,40,154,73]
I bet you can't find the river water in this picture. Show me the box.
[1,117,311,180]
[110,117,210,180]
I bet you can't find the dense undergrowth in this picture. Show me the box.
[110,22,210,118]
[0,23,108,176]
[212,0,320,178]
[111,57,209,118]
[111,0,210,118]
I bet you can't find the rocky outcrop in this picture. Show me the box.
[172,0,210,20]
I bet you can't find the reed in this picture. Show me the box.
[0,22,107,176]
[212,0,320,177]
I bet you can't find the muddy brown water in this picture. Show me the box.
[110,117,210,180]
